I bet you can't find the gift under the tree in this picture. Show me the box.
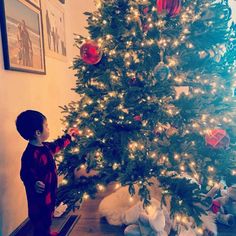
[208,184,236,226]
[99,178,217,236]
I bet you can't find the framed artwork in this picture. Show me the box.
[41,0,67,61]
[0,0,46,74]
[26,0,41,9]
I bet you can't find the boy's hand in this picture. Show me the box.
[35,181,45,193]
[67,127,82,137]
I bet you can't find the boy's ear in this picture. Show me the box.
[35,130,41,137]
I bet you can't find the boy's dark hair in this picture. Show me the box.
[16,110,46,140]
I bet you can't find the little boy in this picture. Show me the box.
[16,110,79,236]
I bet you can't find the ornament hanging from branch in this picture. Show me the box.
[153,61,170,80]
[154,123,178,137]
[205,129,230,149]
[80,40,103,65]
[156,0,182,17]
[153,51,170,80]
[134,115,142,122]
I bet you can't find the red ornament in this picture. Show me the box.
[205,129,230,149]
[129,77,137,85]
[156,0,181,17]
[211,200,221,214]
[142,23,150,32]
[80,40,103,65]
[143,7,149,15]
[134,115,142,122]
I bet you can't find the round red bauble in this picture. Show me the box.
[129,77,137,85]
[80,40,103,65]
[211,200,221,214]
[142,23,150,32]
[205,129,230,149]
[156,0,181,17]
[134,115,142,122]
[143,7,149,15]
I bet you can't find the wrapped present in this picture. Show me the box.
[205,129,230,149]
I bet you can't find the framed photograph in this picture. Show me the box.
[26,0,41,9]
[0,0,46,74]
[41,0,67,61]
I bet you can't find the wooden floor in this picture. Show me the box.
[68,183,124,236]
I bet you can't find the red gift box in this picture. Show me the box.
[205,129,230,149]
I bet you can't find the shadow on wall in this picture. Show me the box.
[0,167,7,236]
[0,206,2,236]
[0,126,11,236]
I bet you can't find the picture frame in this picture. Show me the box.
[26,0,41,9]
[0,0,46,74]
[41,0,67,61]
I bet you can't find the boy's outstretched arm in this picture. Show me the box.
[44,128,81,155]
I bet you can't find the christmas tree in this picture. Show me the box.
[57,0,236,229]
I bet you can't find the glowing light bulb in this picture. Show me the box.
[176,214,181,222]
[61,179,68,185]
[125,52,130,58]
[208,166,214,172]
[115,183,121,189]
[126,61,131,66]
[80,164,86,169]
[223,117,229,123]
[94,0,101,8]
[97,184,105,191]
[150,153,157,158]
[161,170,166,175]
[196,228,203,235]
[149,23,153,28]
[208,179,214,186]
[201,114,207,121]
[72,148,80,153]
[129,197,134,202]
[106,34,112,40]
[173,40,179,47]
[183,28,189,34]
[180,165,185,171]
[190,161,196,167]
[83,193,89,200]
[133,9,139,18]
[57,155,64,162]
[187,43,194,48]
[194,174,199,180]
[112,163,119,170]
[174,154,180,160]
[156,20,165,28]
[181,216,187,224]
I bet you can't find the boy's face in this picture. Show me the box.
[40,119,50,141]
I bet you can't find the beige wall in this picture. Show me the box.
[0,1,95,235]
[229,0,236,22]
